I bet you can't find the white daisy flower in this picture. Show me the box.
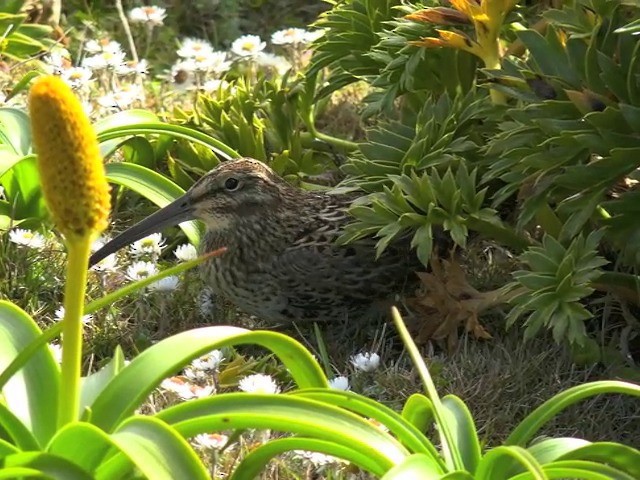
[271,27,308,45]
[82,50,127,70]
[174,243,198,262]
[193,433,228,451]
[303,29,326,43]
[116,59,149,76]
[43,47,72,74]
[130,233,165,257]
[191,349,224,371]
[190,50,232,73]
[294,450,341,467]
[231,34,266,57]
[184,366,208,382]
[126,261,158,281]
[8,229,46,249]
[90,253,118,272]
[84,39,123,54]
[202,79,231,93]
[255,52,291,74]
[350,352,380,372]
[97,87,139,110]
[238,373,280,394]
[91,235,111,252]
[328,376,350,391]
[177,38,214,58]
[60,66,93,89]
[55,306,93,324]
[148,275,180,292]
[160,376,213,400]
[169,61,197,90]
[128,6,166,26]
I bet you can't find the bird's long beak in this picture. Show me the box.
[89,193,195,267]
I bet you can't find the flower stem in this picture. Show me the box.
[57,235,92,427]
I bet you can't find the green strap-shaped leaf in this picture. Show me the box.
[89,327,327,432]
[557,442,640,479]
[0,402,38,451]
[380,453,446,479]
[79,348,125,417]
[97,123,240,160]
[3,451,94,480]
[291,389,442,465]
[105,162,202,246]
[508,460,636,480]
[441,395,482,474]
[157,393,406,469]
[108,416,208,480]
[47,422,114,473]
[231,437,386,479]
[0,252,216,398]
[95,110,161,158]
[475,446,545,480]
[0,437,19,458]
[0,467,47,478]
[0,108,32,156]
[0,301,60,446]
[506,381,640,447]
[401,393,434,433]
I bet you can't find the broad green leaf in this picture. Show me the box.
[557,442,640,478]
[158,393,406,469]
[292,389,442,463]
[3,451,94,480]
[89,327,327,432]
[0,108,32,156]
[231,437,387,479]
[506,381,640,447]
[0,301,59,445]
[0,146,23,178]
[441,395,481,474]
[105,162,202,246]
[391,307,465,472]
[0,437,19,457]
[80,347,125,416]
[401,394,434,433]
[47,422,114,473]
[97,123,239,161]
[108,416,208,480]
[475,445,545,480]
[0,402,39,451]
[121,136,157,169]
[0,467,47,478]
[381,453,444,479]
[94,109,161,158]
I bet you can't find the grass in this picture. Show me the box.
[1,227,638,479]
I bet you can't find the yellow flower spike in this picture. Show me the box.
[29,75,111,241]
[29,75,112,428]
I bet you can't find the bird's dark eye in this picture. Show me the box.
[224,177,240,191]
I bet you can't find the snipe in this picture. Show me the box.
[90,158,442,323]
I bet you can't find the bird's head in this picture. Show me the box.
[89,158,290,266]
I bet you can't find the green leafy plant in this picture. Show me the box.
[2,73,638,480]
[313,0,640,348]
[0,101,239,235]
[0,0,57,62]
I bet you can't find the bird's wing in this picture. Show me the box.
[271,224,418,317]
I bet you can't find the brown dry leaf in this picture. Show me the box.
[408,257,493,350]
